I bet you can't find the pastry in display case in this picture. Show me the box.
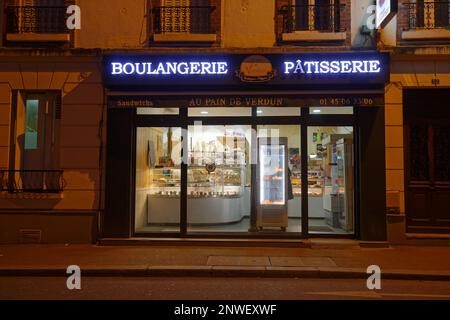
[187,165,244,198]
[149,167,181,197]
[289,167,325,197]
[257,137,289,231]
[186,134,248,199]
[147,161,248,225]
[147,165,245,199]
[147,164,247,225]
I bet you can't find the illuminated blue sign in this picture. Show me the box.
[111,61,228,76]
[284,60,381,74]
[103,52,389,88]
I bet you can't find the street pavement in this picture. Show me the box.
[1,277,450,300]
[1,241,450,280]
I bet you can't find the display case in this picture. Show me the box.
[149,167,181,197]
[188,165,244,198]
[147,164,249,225]
[257,137,289,230]
[147,165,245,198]
[291,162,324,198]
[146,133,251,225]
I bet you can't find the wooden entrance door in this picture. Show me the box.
[405,90,450,234]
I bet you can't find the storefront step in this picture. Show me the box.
[403,234,450,247]
[309,239,362,250]
[98,237,311,248]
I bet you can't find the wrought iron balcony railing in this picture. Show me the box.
[279,4,346,33]
[403,1,450,30]
[0,170,66,193]
[6,6,70,34]
[153,6,215,34]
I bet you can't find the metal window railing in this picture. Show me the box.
[153,6,215,34]
[279,3,346,33]
[0,170,66,193]
[6,6,70,34]
[403,1,450,30]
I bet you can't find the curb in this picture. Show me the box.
[1,266,450,281]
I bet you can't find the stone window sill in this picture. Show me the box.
[402,29,450,40]
[153,33,217,43]
[6,33,71,42]
[282,31,347,42]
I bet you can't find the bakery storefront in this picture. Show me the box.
[102,52,389,241]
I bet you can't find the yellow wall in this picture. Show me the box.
[384,82,404,213]
[77,0,277,48]
[76,0,148,48]
[0,57,104,212]
[0,0,381,49]
[222,0,276,48]
[385,58,450,215]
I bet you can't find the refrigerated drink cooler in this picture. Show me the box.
[322,136,354,232]
[256,137,289,231]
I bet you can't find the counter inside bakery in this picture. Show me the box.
[135,168,327,228]
[146,186,251,225]
[141,191,325,226]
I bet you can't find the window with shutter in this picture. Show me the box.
[158,0,212,34]
[161,0,191,33]
[290,0,340,32]
[15,0,66,33]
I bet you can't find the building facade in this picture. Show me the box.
[380,0,450,239]
[0,0,448,244]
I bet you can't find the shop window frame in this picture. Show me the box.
[130,104,360,239]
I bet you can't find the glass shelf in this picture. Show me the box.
[148,165,245,199]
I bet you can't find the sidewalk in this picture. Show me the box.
[1,240,450,280]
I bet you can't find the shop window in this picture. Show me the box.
[309,107,353,115]
[130,103,360,236]
[189,107,252,117]
[135,127,182,233]
[257,107,301,117]
[307,126,354,234]
[187,125,252,233]
[137,108,179,115]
